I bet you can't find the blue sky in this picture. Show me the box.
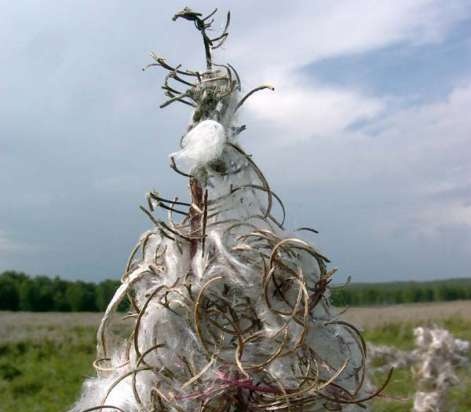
[1,0,470,283]
[307,19,471,104]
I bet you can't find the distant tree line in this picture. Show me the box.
[330,278,471,307]
[0,271,122,312]
[1,271,471,311]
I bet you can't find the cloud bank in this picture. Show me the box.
[1,0,470,281]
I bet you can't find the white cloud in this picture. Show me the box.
[257,82,471,242]
[224,0,471,144]
[230,0,471,70]
[243,71,383,143]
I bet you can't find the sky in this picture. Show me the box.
[1,0,471,283]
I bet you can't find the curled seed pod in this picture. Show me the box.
[70,8,386,412]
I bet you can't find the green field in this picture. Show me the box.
[1,303,470,412]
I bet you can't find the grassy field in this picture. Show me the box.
[1,301,470,412]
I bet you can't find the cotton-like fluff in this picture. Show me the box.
[170,119,226,172]
[367,326,470,412]
[70,7,377,412]
[412,327,469,412]
[69,114,372,411]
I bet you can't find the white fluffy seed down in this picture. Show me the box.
[69,109,370,410]
[171,119,226,172]
[70,14,372,412]
[367,327,470,412]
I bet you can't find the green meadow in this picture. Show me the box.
[1,305,470,412]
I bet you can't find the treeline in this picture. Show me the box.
[331,278,471,307]
[0,271,121,312]
[1,271,471,311]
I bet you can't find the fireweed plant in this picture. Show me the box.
[368,326,470,412]
[70,8,390,411]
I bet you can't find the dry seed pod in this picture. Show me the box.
[367,326,469,412]
[70,8,387,412]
